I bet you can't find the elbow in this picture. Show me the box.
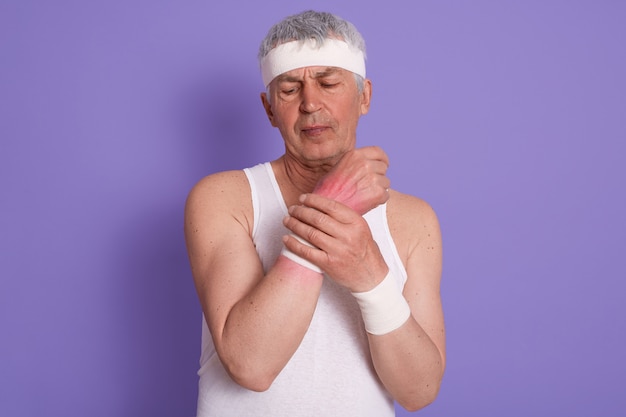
[399,384,442,412]
[398,370,444,412]
[400,388,440,413]
[222,359,278,392]
[231,374,275,393]
[215,336,282,392]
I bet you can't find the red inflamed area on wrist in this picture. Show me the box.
[313,181,362,213]
[275,254,324,281]
[313,176,348,200]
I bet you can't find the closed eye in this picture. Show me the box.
[280,86,299,95]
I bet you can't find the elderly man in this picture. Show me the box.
[185,10,445,416]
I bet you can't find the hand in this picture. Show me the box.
[283,193,388,292]
[313,146,390,215]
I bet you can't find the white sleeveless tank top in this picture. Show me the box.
[196,162,407,416]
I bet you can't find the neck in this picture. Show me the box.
[272,154,341,203]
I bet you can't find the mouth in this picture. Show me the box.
[300,125,329,137]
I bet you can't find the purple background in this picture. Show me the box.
[1,1,625,416]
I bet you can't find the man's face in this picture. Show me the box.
[261,66,372,165]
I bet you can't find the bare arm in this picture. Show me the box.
[367,195,445,411]
[184,170,323,392]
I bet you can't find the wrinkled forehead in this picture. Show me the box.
[260,38,366,87]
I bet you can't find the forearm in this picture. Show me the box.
[350,270,444,411]
[217,256,323,391]
[368,319,445,411]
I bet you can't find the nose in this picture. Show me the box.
[299,84,322,114]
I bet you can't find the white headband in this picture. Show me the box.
[260,38,366,87]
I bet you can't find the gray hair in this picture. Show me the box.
[258,10,366,92]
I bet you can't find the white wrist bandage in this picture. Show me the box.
[280,234,322,274]
[351,271,411,335]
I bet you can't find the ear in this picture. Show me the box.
[260,92,277,127]
[359,79,372,116]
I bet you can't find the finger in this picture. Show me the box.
[297,194,356,224]
[283,208,335,252]
[357,146,389,166]
[287,202,346,238]
[368,158,389,176]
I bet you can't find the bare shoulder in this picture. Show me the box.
[185,169,253,239]
[386,190,442,272]
[187,170,251,206]
[186,170,251,210]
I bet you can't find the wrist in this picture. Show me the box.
[351,271,411,335]
[280,234,323,274]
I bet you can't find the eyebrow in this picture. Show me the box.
[276,67,341,83]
